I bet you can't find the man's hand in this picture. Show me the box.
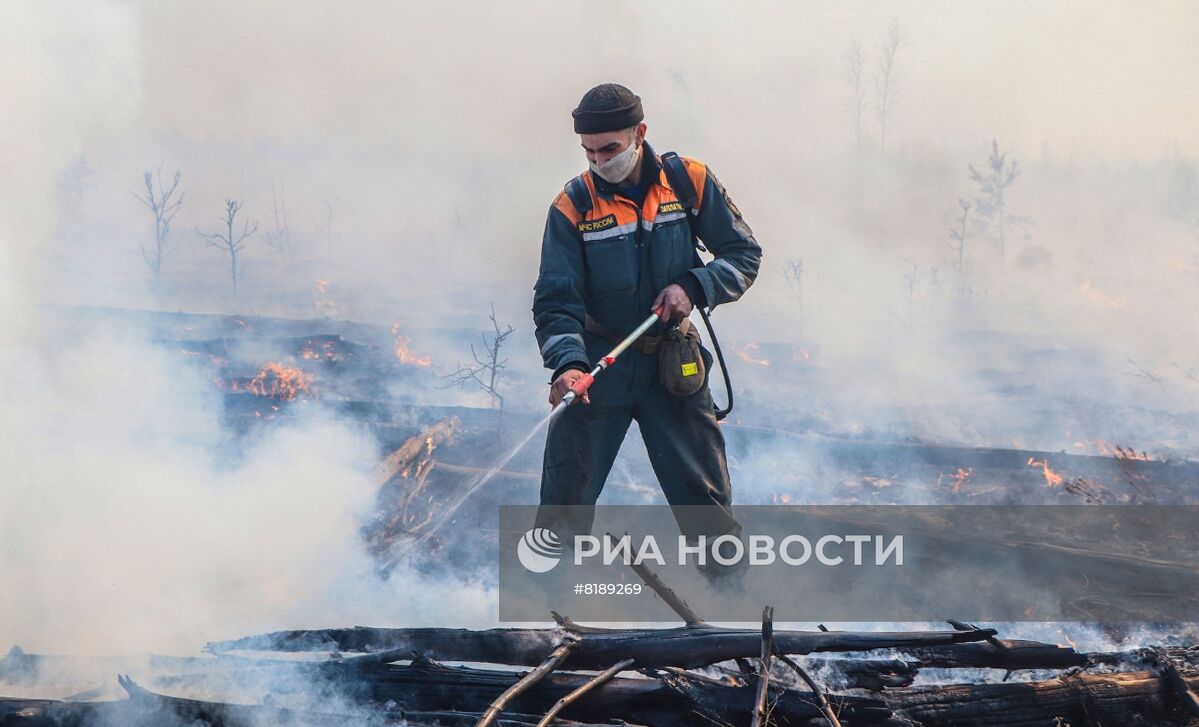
[652,283,693,323]
[549,368,590,407]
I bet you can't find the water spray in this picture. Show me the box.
[398,308,663,561]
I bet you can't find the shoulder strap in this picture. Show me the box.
[564,175,593,216]
[661,151,706,252]
[661,151,699,217]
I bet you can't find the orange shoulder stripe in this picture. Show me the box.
[681,157,708,209]
[552,191,582,225]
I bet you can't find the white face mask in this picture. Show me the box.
[590,138,642,184]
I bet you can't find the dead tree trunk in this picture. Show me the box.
[198,199,257,295]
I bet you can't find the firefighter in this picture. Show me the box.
[532,83,762,545]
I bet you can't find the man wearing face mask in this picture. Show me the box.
[532,83,761,546]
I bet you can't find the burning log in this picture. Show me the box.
[364,417,460,567]
[373,417,459,487]
[206,623,1007,672]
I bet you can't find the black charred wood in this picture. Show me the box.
[206,623,1002,671]
[902,639,1087,671]
[883,669,1199,726]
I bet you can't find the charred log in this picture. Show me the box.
[902,638,1087,671]
[884,669,1199,726]
[329,655,890,726]
[712,657,920,691]
[206,623,1006,671]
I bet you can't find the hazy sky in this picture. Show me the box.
[2,1,1194,315]
[118,2,1199,158]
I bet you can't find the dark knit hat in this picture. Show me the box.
[572,83,644,134]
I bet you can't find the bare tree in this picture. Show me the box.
[948,198,971,295]
[969,139,1031,267]
[132,164,185,294]
[198,199,258,294]
[441,304,516,441]
[321,198,337,259]
[843,40,866,148]
[263,178,293,260]
[873,20,905,156]
[783,257,806,338]
[57,156,93,257]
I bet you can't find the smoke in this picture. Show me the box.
[4,0,1199,666]
[0,318,498,656]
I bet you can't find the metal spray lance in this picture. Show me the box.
[555,308,663,411]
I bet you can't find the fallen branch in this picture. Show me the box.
[776,654,843,727]
[609,531,703,625]
[535,658,634,727]
[477,639,578,727]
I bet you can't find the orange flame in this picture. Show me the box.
[1027,457,1064,487]
[735,341,771,367]
[1073,438,1153,461]
[313,279,345,318]
[240,362,314,400]
[391,323,431,367]
[938,467,973,493]
[1114,445,1153,462]
[299,338,342,362]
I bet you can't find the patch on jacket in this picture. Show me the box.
[658,200,685,215]
[577,214,617,234]
[710,170,743,218]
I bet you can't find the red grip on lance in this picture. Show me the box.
[568,372,595,397]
